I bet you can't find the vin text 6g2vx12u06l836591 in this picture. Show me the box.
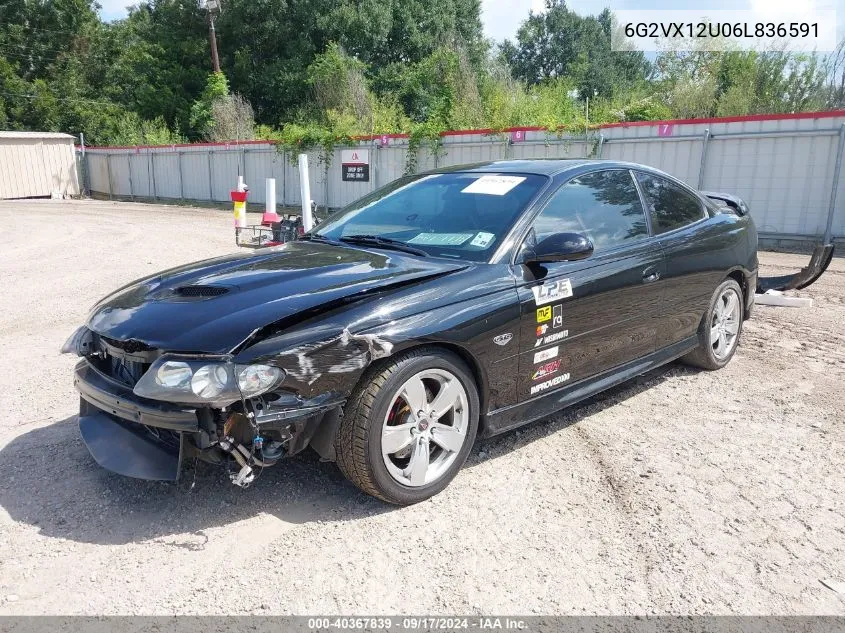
[63,160,759,505]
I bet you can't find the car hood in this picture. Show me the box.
[86,241,467,354]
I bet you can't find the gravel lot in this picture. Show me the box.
[0,199,843,615]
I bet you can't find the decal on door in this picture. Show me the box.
[532,279,573,306]
[552,304,563,329]
[533,346,559,364]
[535,330,569,347]
[532,359,561,380]
[530,373,570,395]
[536,306,552,323]
[492,333,513,346]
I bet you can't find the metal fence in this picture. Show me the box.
[81,111,845,241]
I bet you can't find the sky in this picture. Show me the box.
[98,0,842,44]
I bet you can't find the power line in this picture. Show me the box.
[0,90,117,107]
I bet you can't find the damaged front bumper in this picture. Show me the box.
[72,357,343,483]
[74,359,198,480]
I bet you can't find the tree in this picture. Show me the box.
[501,1,650,99]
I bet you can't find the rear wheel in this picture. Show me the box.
[682,279,744,370]
[335,348,479,505]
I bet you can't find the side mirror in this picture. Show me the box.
[525,232,594,264]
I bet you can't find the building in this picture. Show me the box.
[0,131,80,199]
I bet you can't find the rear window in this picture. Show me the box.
[635,172,705,234]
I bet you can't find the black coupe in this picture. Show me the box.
[63,160,758,504]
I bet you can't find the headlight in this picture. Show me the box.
[191,364,229,398]
[133,356,285,405]
[156,361,192,388]
[237,364,283,396]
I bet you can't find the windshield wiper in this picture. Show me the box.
[338,235,428,257]
[300,234,344,246]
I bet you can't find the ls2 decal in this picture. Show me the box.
[533,346,559,364]
[493,333,513,346]
[535,329,569,347]
[532,279,573,306]
[530,373,571,395]
[532,359,561,381]
[536,306,552,323]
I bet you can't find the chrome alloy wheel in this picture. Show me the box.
[711,287,741,360]
[381,369,469,487]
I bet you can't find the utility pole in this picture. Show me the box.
[205,0,222,72]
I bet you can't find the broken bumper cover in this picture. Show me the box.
[74,359,198,481]
[757,243,835,293]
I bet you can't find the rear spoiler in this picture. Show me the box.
[701,191,749,216]
[702,190,835,293]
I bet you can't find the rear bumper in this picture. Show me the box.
[73,359,198,481]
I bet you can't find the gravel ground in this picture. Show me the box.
[0,199,843,615]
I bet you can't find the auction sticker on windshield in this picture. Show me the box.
[461,175,526,196]
[470,232,495,248]
[407,233,474,246]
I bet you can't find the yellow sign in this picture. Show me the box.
[536,306,552,323]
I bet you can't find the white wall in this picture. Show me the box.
[0,132,80,199]
[83,113,845,239]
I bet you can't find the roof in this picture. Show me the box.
[0,131,76,140]
[432,159,604,176]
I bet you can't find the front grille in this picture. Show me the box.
[106,354,148,387]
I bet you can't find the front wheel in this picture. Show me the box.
[334,348,479,505]
[682,278,744,370]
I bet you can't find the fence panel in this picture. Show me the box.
[83,113,845,239]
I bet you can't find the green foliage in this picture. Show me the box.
[189,72,230,138]
[1,0,844,153]
[501,1,651,100]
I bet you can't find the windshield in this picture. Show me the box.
[313,172,547,261]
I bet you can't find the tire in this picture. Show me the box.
[682,278,744,370]
[334,348,479,505]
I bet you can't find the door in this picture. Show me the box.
[634,171,740,350]
[513,169,666,402]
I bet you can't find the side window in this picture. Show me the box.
[635,172,705,234]
[531,170,648,251]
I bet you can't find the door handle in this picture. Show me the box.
[642,269,661,283]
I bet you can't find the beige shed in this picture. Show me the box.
[0,131,80,199]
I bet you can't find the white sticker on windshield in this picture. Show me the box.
[470,232,495,248]
[461,175,526,196]
[407,232,474,246]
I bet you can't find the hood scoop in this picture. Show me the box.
[171,285,231,300]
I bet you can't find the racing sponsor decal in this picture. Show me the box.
[493,332,513,346]
[530,373,570,395]
[532,359,561,381]
[533,346,559,364]
[535,329,569,347]
[553,304,563,329]
[536,324,548,337]
[532,279,573,306]
[536,306,552,323]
